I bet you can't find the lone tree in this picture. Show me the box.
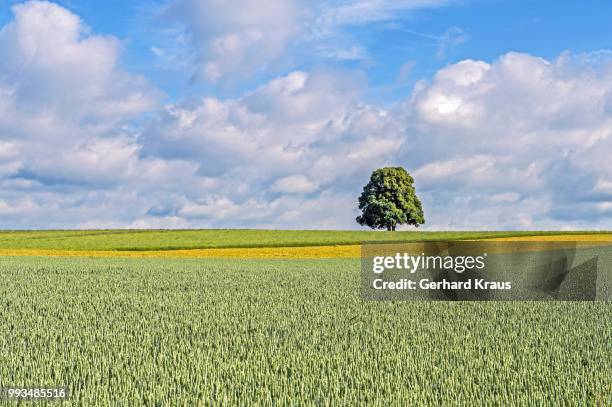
[356,167,425,231]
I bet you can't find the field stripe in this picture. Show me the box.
[0,245,362,259]
[491,234,612,241]
[2,234,612,259]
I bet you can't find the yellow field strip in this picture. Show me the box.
[0,245,362,259]
[1,234,612,259]
[492,234,612,241]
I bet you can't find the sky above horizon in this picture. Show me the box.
[1,0,612,230]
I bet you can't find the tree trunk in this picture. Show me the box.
[387,225,392,231]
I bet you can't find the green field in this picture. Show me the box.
[0,256,610,405]
[0,229,610,250]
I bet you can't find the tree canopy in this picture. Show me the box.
[356,167,425,231]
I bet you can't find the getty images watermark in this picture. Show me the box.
[371,251,513,291]
[362,241,612,301]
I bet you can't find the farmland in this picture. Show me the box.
[0,230,610,405]
[0,229,611,251]
[1,256,611,405]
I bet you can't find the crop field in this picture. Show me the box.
[1,229,611,251]
[1,230,611,260]
[0,254,610,405]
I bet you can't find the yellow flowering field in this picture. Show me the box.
[0,244,362,259]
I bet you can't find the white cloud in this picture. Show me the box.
[161,0,305,82]
[398,61,416,83]
[141,69,400,184]
[0,1,162,189]
[435,26,468,59]
[315,0,454,29]
[408,51,612,229]
[318,45,368,60]
[158,0,461,81]
[139,69,404,227]
[0,1,159,120]
[271,175,318,194]
[0,1,207,228]
[0,0,405,231]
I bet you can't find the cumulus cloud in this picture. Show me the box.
[139,69,405,227]
[407,51,612,229]
[0,1,158,120]
[0,1,161,184]
[0,1,206,227]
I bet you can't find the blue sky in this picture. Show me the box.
[4,0,610,101]
[0,0,612,229]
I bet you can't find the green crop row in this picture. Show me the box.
[0,256,610,405]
